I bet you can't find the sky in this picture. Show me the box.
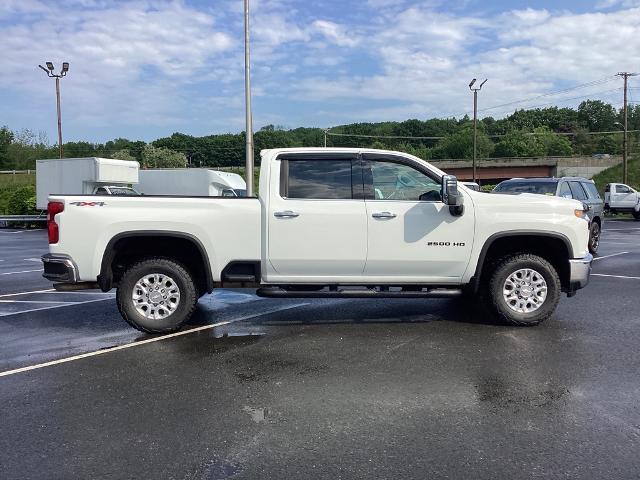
[0,0,639,143]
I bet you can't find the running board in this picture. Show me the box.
[256,287,463,299]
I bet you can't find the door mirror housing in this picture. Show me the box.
[441,175,464,216]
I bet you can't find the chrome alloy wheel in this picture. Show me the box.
[502,268,548,314]
[132,273,181,320]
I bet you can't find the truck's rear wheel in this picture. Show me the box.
[486,254,561,326]
[116,258,197,333]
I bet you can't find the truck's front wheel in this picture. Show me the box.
[486,254,561,326]
[116,258,198,333]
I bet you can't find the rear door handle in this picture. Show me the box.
[371,211,397,219]
[274,210,300,218]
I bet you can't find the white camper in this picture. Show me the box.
[137,169,247,197]
[36,158,139,209]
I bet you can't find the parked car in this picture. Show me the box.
[493,177,604,254]
[462,182,480,191]
[604,183,640,219]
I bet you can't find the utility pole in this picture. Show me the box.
[323,129,328,148]
[38,62,69,159]
[617,72,638,184]
[469,78,487,184]
[244,0,254,196]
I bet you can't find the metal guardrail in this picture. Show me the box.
[0,215,47,223]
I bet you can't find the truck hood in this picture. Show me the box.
[472,191,584,213]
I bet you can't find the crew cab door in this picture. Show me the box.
[266,153,367,279]
[611,184,637,208]
[362,153,474,282]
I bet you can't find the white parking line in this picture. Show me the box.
[0,297,114,317]
[0,303,306,378]
[593,252,629,261]
[0,269,43,276]
[592,273,640,280]
[0,300,75,304]
[0,288,55,298]
[604,227,640,231]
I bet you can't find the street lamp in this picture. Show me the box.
[469,78,487,183]
[38,62,70,159]
[244,0,254,196]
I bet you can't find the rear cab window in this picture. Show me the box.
[279,154,361,200]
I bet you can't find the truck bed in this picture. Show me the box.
[48,195,262,282]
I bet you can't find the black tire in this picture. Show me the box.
[633,211,640,220]
[588,221,600,254]
[116,258,198,333]
[486,253,561,327]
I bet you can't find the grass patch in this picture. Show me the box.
[0,173,35,187]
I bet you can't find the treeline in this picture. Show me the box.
[1,100,639,171]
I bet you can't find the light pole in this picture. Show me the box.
[39,62,69,159]
[616,72,638,184]
[244,0,254,196]
[469,78,487,184]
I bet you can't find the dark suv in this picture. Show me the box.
[493,177,604,254]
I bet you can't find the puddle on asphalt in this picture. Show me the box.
[475,375,570,411]
[199,457,243,480]
[242,406,268,423]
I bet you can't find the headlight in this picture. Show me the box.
[574,203,590,220]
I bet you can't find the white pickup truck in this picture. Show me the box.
[604,183,640,219]
[42,148,592,332]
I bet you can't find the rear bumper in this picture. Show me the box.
[568,253,593,291]
[42,254,78,283]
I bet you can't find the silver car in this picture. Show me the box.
[493,177,604,254]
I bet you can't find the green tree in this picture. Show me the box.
[578,100,617,132]
[0,126,14,169]
[110,149,136,161]
[140,145,187,168]
[534,127,573,156]
[494,131,545,158]
[432,124,493,159]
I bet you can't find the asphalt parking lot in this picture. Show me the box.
[0,221,639,479]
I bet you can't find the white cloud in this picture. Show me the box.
[2,0,640,140]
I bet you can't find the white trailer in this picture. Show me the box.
[137,169,247,197]
[36,158,139,209]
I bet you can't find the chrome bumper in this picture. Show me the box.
[42,254,78,283]
[568,253,593,290]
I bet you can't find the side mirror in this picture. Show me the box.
[441,175,464,216]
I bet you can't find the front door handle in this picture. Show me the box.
[274,210,300,218]
[371,211,397,219]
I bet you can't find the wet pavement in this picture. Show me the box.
[0,221,639,479]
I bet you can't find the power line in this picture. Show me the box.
[447,75,617,118]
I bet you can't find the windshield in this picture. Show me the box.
[108,187,140,196]
[493,181,558,195]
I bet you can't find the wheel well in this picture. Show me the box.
[475,234,571,292]
[592,216,601,227]
[99,234,213,294]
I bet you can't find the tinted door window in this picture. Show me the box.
[616,185,631,194]
[283,159,354,199]
[367,160,440,201]
[582,182,600,199]
[569,182,587,201]
[559,182,572,198]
